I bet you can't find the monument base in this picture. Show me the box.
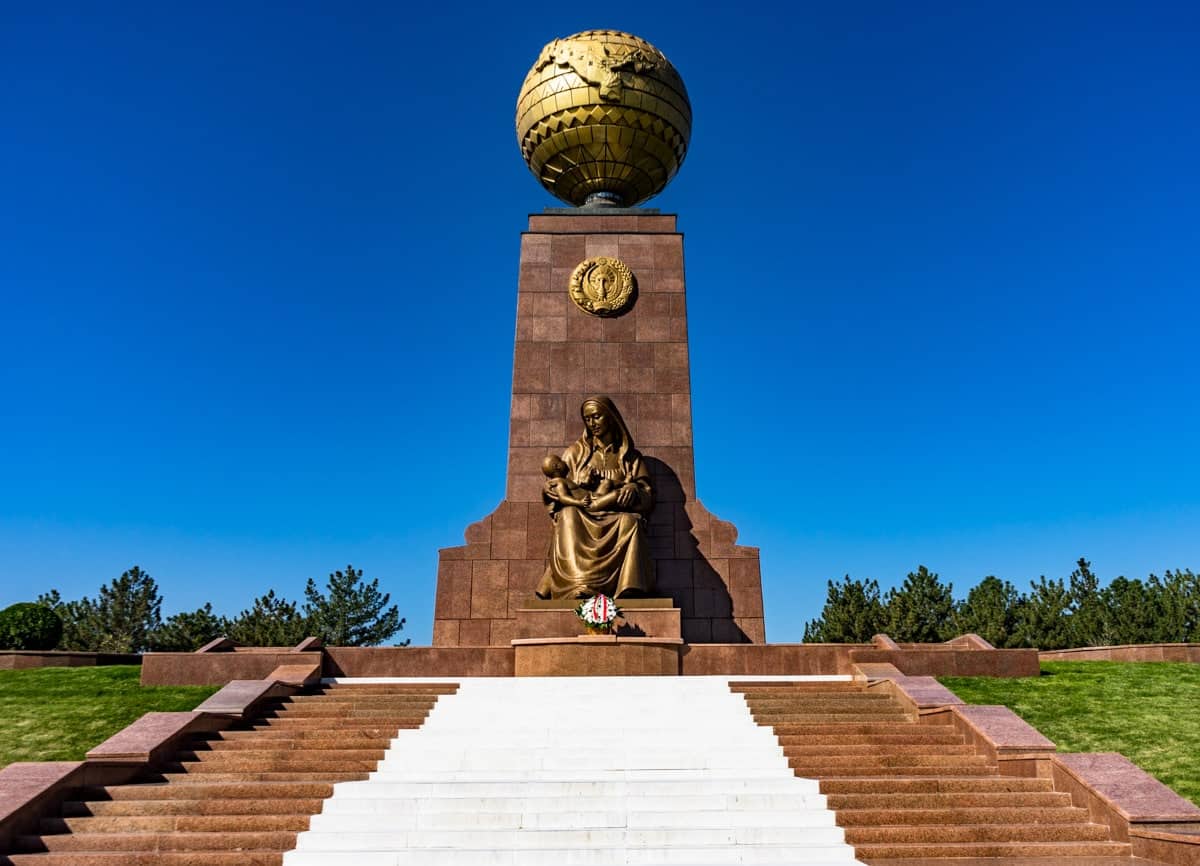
[515,596,681,640]
[512,636,683,676]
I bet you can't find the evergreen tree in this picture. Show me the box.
[226,590,308,646]
[92,566,163,653]
[35,589,97,651]
[303,564,406,646]
[1015,575,1073,649]
[883,566,955,642]
[1151,570,1200,641]
[39,567,163,652]
[1067,558,1107,646]
[954,576,1023,647]
[150,603,228,651]
[1100,577,1159,645]
[802,576,885,643]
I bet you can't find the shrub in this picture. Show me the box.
[0,603,64,651]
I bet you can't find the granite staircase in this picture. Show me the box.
[1,682,458,866]
[732,680,1157,866]
[283,676,865,865]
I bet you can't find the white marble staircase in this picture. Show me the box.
[283,676,866,865]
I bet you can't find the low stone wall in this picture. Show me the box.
[680,643,1039,677]
[141,650,324,685]
[1039,643,1200,663]
[0,651,142,670]
[323,646,515,678]
[141,634,1039,682]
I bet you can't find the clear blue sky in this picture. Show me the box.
[2,2,1197,643]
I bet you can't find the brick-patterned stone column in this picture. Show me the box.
[433,209,765,647]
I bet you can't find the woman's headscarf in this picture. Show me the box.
[579,395,637,470]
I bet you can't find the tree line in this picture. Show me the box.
[0,564,407,652]
[802,559,1200,649]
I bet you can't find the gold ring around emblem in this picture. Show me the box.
[569,256,635,317]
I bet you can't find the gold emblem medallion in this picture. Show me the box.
[569,256,635,317]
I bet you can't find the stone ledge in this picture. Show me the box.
[512,636,685,646]
[85,711,215,765]
[0,651,141,670]
[1053,752,1200,824]
[520,597,676,609]
[194,678,293,717]
[854,661,965,712]
[1039,643,1200,663]
[516,605,681,641]
[0,762,84,850]
[513,636,683,676]
[141,649,324,686]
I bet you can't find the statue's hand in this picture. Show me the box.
[615,484,638,509]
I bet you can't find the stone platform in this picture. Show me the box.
[141,634,1041,684]
[512,636,684,676]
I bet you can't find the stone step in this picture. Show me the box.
[224,727,416,739]
[363,768,803,784]
[769,723,926,735]
[819,777,1054,794]
[729,682,863,692]
[777,733,965,747]
[3,853,283,865]
[252,713,427,723]
[258,705,436,719]
[81,782,336,800]
[318,793,832,815]
[373,750,788,772]
[864,854,1161,858]
[826,793,1073,810]
[292,826,853,850]
[845,822,1113,843]
[41,814,311,833]
[745,695,896,705]
[283,694,443,704]
[152,771,370,783]
[325,777,822,798]
[790,755,992,770]
[163,758,379,773]
[308,808,838,832]
[754,713,915,724]
[61,798,327,817]
[836,806,1092,826]
[315,684,459,693]
[195,737,392,751]
[264,706,437,718]
[853,840,1132,859]
[801,765,998,779]
[784,744,976,757]
[180,748,386,762]
[14,830,297,852]
[282,846,862,865]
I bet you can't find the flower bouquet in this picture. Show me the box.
[574,593,622,634]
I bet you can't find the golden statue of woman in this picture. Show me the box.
[535,396,655,599]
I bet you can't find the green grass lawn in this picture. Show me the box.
[0,665,217,768]
[940,661,1200,806]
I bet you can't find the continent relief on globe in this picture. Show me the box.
[515,30,692,208]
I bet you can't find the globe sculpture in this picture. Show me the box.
[516,30,692,208]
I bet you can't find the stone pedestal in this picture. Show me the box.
[512,636,683,676]
[433,209,765,647]
[514,597,681,640]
